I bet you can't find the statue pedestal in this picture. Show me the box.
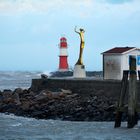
[73,64,86,78]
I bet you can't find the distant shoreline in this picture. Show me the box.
[49,71,103,78]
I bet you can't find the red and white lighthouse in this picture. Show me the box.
[59,37,69,71]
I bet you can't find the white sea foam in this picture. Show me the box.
[42,70,52,77]
[0,113,35,122]
[11,123,22,127]
[0,71,41,90]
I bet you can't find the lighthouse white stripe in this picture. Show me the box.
[60,48,68,56]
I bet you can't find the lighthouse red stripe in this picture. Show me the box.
[59,37,69,70]
[59,56,68,69]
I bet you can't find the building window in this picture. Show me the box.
[137,56,140,65]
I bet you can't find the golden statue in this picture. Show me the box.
[75,26,85,65]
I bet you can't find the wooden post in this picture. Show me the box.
[136,71,139,125]
[114,70,128,128]
[138,70,140,81]
[127,56,137,128]
[103,54,105,79]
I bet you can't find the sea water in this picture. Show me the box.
[0,71,41,90]
[0,71,140,140]
[0,113,140,140]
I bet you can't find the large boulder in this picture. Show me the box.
[14,88,23,94]
[35,90,52,101]
[12,92,21,105]
[2,90,14,103]
[3,89,13,98]
[41,74,48,79]
[60,89,72,94]
[20,101,31,111]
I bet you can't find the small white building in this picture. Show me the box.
[102,47,140,80]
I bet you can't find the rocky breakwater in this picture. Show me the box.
[0,88,119,121]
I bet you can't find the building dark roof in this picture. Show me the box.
[103,47,135,54]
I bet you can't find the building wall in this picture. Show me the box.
[121,50,140,79]
[122,50,140,70]
[104,54,122,80]
[103,49,140,80]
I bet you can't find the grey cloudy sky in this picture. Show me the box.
[0,0,140,71]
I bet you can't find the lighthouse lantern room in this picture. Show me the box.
[59,37,69,71]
